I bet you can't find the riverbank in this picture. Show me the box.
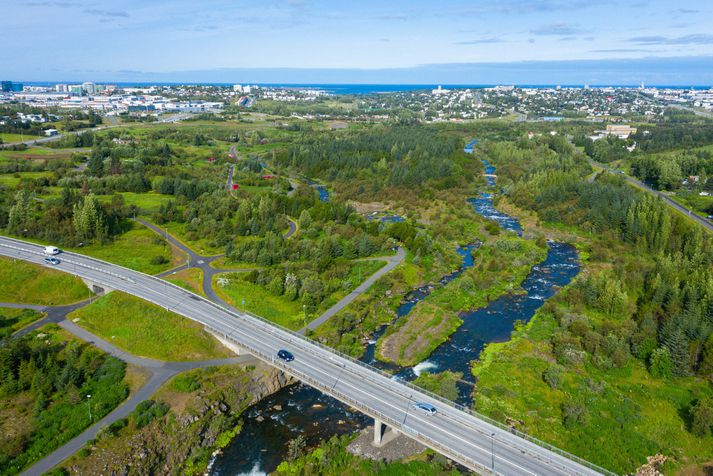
[60,363,292,475]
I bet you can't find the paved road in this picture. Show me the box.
[299,247,406,333]
[7,299,253,476]
[0,236,610,476]
[226,164,236,191]
[587,158,713,233]
[0,124,119,149]
[668,104,713,119]
[284,217,298,238]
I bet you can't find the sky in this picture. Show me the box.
[2,0,713,85]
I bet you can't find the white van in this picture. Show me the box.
[44,246,60,255]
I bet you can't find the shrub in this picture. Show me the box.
[691,398,713,437]
[649,347,673,378]
[542,366,563,389]
[150,255,169,265]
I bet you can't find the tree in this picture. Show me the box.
[298,209,312,229]
[286,434,307,462]
[73,194,107,242]
[691,398,713,437]
[649,347,673,378]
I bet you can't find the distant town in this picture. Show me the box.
[1,80,711,126]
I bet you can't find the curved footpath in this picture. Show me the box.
[5,300,253,476]
[0,235,610,476]
[9,222,406,475]
[299,247,406,333]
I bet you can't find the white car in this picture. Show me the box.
[44,246,60,255]
[412,402,437,416]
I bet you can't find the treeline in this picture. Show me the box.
[633,123,713,153]
[0,330,128,474]
[630,149,713,190]
[278,125,466,190]
[498,138,713,378]
[5,189,128,245]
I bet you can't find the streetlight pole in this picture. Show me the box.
[87,394,92,422]
[491,432,495,474]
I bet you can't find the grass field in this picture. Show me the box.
[95,192,175,214]
[0,307,44,338]
[66,222,184,274]
[214,273,305,329]
[69,291,233,361]
[0,132,41,143]
[165,267,205,297]
[473,310,713,474]
[0,256,89,305]
[158,220,225,256]
[0,171,53,187]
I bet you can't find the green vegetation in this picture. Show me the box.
[61,363,284,476]
[0,308,43,340]
[0,325,128,475]
[215,273,305,329]
[378,302,461,366]
[471,132,713,473]
[274,434,461,475]
[66,222,180,274]
[0,256,89,305]
[165,267,205,297]
[68,292,232,361]
[412,370,462,401]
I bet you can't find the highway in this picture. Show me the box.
[0,236,612,476]
[587,158,713,233]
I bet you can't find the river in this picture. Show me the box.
[210,151,579,475]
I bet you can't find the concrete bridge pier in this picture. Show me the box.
[373,419,385,445]
[373,418,399,446]
[206,329,246,355]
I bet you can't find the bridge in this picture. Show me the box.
[0,236,613,476]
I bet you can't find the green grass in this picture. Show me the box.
[0,171,53,187]
[95,192,174,214]
[69,291,233,361]
[157,220,224,256]
[0,132,41,143]
[377,302,462,366]
[65,222,183,274]
[0,307,44,338]
[473,309,713,474]
[0,256,89,305]
[214,274,305,329]
[165,267,206,297]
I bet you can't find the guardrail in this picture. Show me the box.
[0,236,615,476]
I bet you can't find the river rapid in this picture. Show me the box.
[210,151,579,475]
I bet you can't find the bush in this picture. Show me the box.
[649,347,673,378]
[562,399,589,429]
[131,400,170,428]
[150,255,169,265]
[171,374,201,393]
[691,398,713,437]
[542,366,563,389]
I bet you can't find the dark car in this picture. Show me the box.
[412,402,437,416]
[44,257,60,265]
[277,349,294,362]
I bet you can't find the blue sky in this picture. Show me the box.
[2,0,713,84]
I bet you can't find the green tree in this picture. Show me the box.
[691,398,713,437]
[649,347,673,378]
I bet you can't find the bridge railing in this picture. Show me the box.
[0,236,615,476]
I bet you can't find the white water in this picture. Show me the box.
[412,360,438,376]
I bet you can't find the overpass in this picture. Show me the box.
[0,236,614,476]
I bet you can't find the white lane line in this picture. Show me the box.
[0,241,597,476]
